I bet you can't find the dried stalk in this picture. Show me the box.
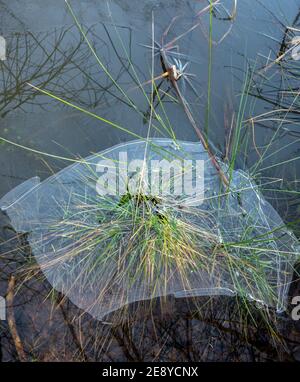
[160,49,229,187]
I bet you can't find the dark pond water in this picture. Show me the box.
[0,0,300,361]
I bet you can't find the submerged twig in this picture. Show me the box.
[6,275,26,362]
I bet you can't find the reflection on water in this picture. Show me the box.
[0,0,300,361]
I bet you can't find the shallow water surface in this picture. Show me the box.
[0,0,300,362]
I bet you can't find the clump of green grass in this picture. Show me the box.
[26,159,297,325]
[38,185,223,319]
